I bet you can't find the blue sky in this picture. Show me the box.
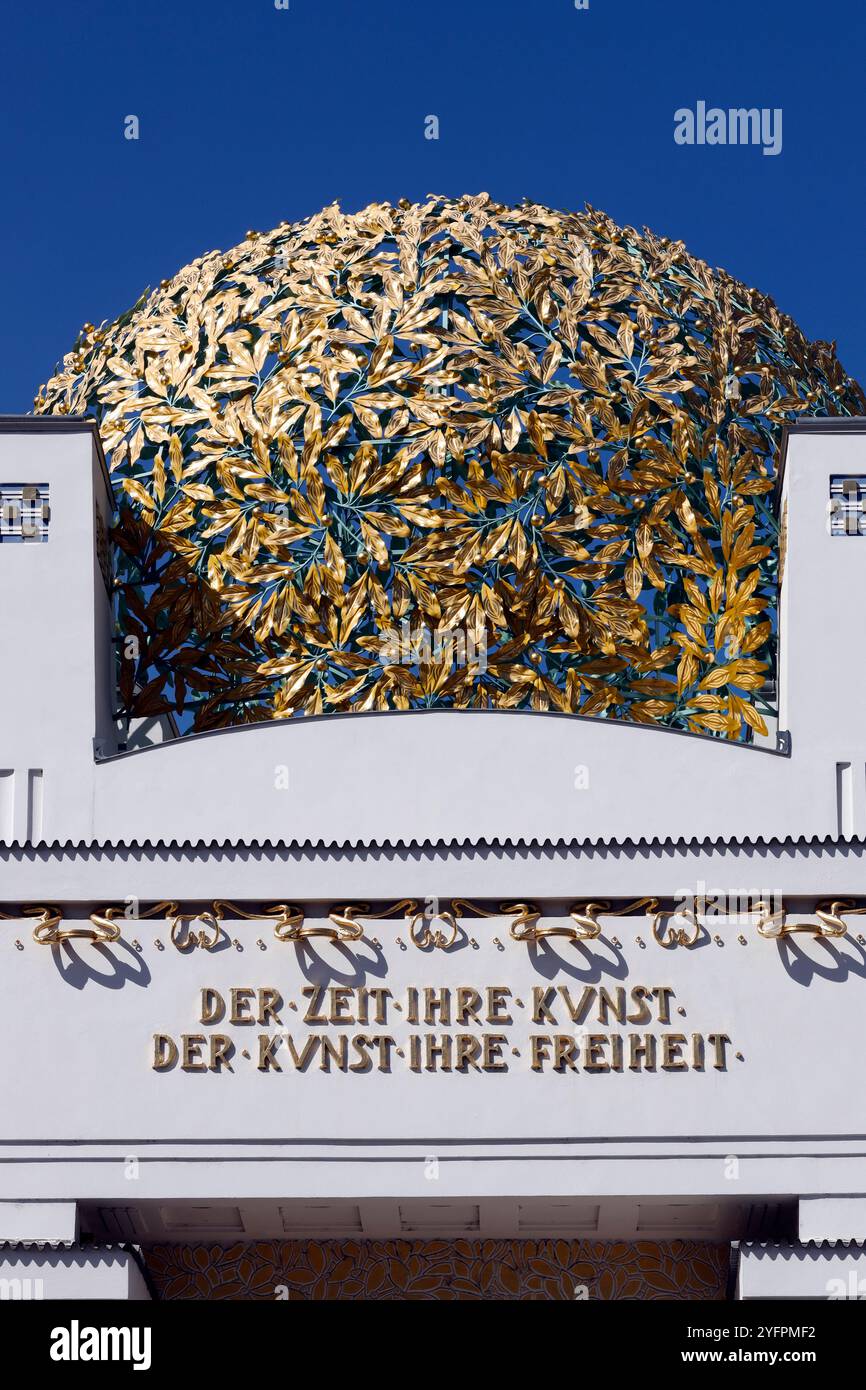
[1,0,863,410]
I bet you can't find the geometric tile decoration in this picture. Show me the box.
[829,475,866,537]
[0,484,49,544]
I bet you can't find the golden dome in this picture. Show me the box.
[35,194,865,736]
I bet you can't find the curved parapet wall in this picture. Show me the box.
[90,708,801,849]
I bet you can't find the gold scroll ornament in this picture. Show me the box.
[755,899,866,939]
[652,903,701,949]
[570,898,660,942]
[222,900,421,945]
[407,904,458,950]
[22,902,177,945]
[213,900,305,943]
[283,900,460,948]
[453,899,659,943]
[453,900,541,940]
[337,900,458,947]
[168,906,220,952]
[321,900,457,948]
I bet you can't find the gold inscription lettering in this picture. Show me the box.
[200,988,225,1025]
[230,988,255,1025]
[152,1033,177,1071]
[210,1034,233,1072]
[257,989,282,1026]
[629,1033,656,1071]
[559,985,595,1024]
[486,987,512,1024]
[258,1033,282,1072]
[456,987,482,1026]
[583,1033,610,1072]
[708,1032,731,1070]
[553,1035,579,1071]
[627,986,653,1025]
[652,986,675,1025]
[302,986,327,1025]
[532,988,557,1025]
[454,1033,482,1070]
[424,988,451,1026]
[181,1034,207,1072]
[598,987,626,1025]
[661,1033,687,1071]
[329,987,354,1024]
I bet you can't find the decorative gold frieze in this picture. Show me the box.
[6,897,866,949]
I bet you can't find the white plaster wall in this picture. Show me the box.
[738,1243,866,1299]
[0,424,115,846]
[0,1248,150,1300]
[0,911,862,1149]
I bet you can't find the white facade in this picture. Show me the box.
[2,415,866,1299]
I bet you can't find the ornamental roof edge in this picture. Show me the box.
[2,831,865,857]
[0,412,115,500]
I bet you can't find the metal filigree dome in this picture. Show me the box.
[34,193,865,738]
